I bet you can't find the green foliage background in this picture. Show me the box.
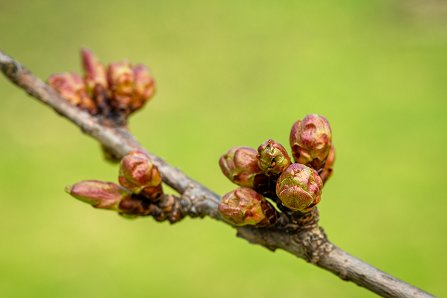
[1,1,446,297]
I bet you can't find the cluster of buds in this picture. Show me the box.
[48,48,155,124]
[66,151,184,223]
[218,114,334,227]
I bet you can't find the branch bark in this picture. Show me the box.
[0,50,434,298]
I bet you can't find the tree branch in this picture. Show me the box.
[0,50,434,298]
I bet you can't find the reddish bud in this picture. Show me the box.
[219,147,263,188]
[289,114,332,170]
[218,187,277,226]
[276,163,323,212]
[107,61,134,111]
[131,64,156,112]
[66,180,130,210]
[319,145,335,184]
[257,139,291,176]
[118,151,163,200]
[48,72,96,113]
[81,48,108,92]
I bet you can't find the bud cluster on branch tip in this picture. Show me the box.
[48,48,156,121]
[218,188,278,227]
[66,151,185,223]
[218,114,335,219]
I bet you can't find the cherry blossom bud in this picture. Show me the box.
[319,145,335,184]
[276,163,323,212]
[219,147,263,188]
[118,151,163,200]
[107,61,134,111]
[131,64,156,112]
[257,139,291,176]
[218,187,277,227]
[66,180,130,210]
[48,72,96,113]
[80,48,108,92]
[289,114,332,170]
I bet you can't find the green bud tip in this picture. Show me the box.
[276,163,323,212]
[257,139,291,176]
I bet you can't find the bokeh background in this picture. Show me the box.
[1,0,446,297]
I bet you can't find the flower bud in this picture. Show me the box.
[319,145,335,184]
[276,163,323,212]
[289,114,332,170]
[118,151,163,200]
[131,64,156,112]
[80,48,108,93]
[257,139,291,176]
[107,61,134,111]
[219,147,263,188]
[218,187,277,226]
[66,180,130,210]
[48,72,96,113]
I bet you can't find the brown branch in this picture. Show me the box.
[0,50,434,298]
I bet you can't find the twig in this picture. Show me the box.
[0,50,434,298]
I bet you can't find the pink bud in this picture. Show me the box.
[66,180,130,210]
[80,48,108,92]
[289,114,332,170]
[48,72,96,113]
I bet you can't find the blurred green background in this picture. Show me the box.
[1,0,446,297]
